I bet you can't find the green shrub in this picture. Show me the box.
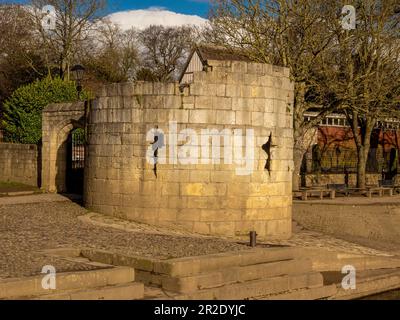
[1,77,89,144]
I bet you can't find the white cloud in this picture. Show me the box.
[106,8,208,30]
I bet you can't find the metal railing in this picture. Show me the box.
[305,147,397,174]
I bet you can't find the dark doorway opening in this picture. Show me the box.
[66,128,85,195]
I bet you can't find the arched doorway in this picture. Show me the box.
[66,128,85,195]
[41,102,86,194]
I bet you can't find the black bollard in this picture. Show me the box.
[249,231,257,247]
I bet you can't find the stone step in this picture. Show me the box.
[298,248,400,272]
[153,247,298,277]
[259,284,337,300]
[174,272,324,300]
[32,282,144,300]
[0,267,135,299]
[81,247,299,278]
[316,256,400,272]
[328,268,400,300]
[81,247,298,278]
[160,259,313,294]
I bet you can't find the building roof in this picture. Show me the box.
[179,45,253,83]
[195,45,253,64]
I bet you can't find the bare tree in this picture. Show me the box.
[209,0,340,190]
[137,25,195,82]
[317,0,400,188]
[83,21,139,82]
[30,0,106,80]
[0,4,45,107]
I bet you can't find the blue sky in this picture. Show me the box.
[3,0,211,17]
[110,0,210,17]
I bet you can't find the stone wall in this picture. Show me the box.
[0,143,39,186]
[294,201,400,247]
[302,173,383,187]
[85,60,294,240]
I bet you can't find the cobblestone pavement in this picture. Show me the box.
[81,212,218,237]
[1,194,397,279]
[265,225,395,257]
[86,211,396,257]
[0,198,247,279]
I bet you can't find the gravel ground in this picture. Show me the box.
[0,200,247,279]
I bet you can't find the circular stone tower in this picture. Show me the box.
[85,60,294,240]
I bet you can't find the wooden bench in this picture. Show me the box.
[365,187,393,198]
[327,184,350,196]
[294,189,336,201]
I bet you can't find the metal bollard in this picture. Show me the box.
[249,231,257,247]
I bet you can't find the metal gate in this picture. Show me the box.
[66,128,85,194]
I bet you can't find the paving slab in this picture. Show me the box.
[0,193,69,206]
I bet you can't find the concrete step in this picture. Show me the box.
[33,282,144,300]
[159,259,313,294]
[174,272,324,300]
[81,247,298,278]
[328,268,400,300]
[299,248,400,272]
[259,284,337,300]
[313,256,400,272]
[0,267,135,299]
[153,247,298,277]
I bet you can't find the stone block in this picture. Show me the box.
[210,221,235,236]
[176,209,201,222]
[189,110,216,124]
[158,208,178,221]
[167,196,187,209]
[181,183,226,197]
[264,113,278,128]
[189,170,210,182]
[164,96,182,109]
[252,112,264,126]
[168,109,189,123]
[266,219,291,237]
[161,183,180,196]
[289,273,323,290]
[267,196,291,208]
[216,84,226,97]
[227,183,250,196]
[194,96,212,109]
[265,88,276,100]
[244,73,259,86]
[142,82,154,95]
[190,83,205,96]
[193,222,211,234]
[182,96,194,109]
[212,97,232,110]
[121,83,135,96]
[272,65,285,75]
[226,84,241,97]
[154,82,176,95]
[210,171,233,183]
[232,98,254,111]
[232,61,247,73]
[247,63,264,74]
[201,209,242,222]
[216,110,235,125]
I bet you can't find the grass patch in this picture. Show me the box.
[0,181,39,193]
